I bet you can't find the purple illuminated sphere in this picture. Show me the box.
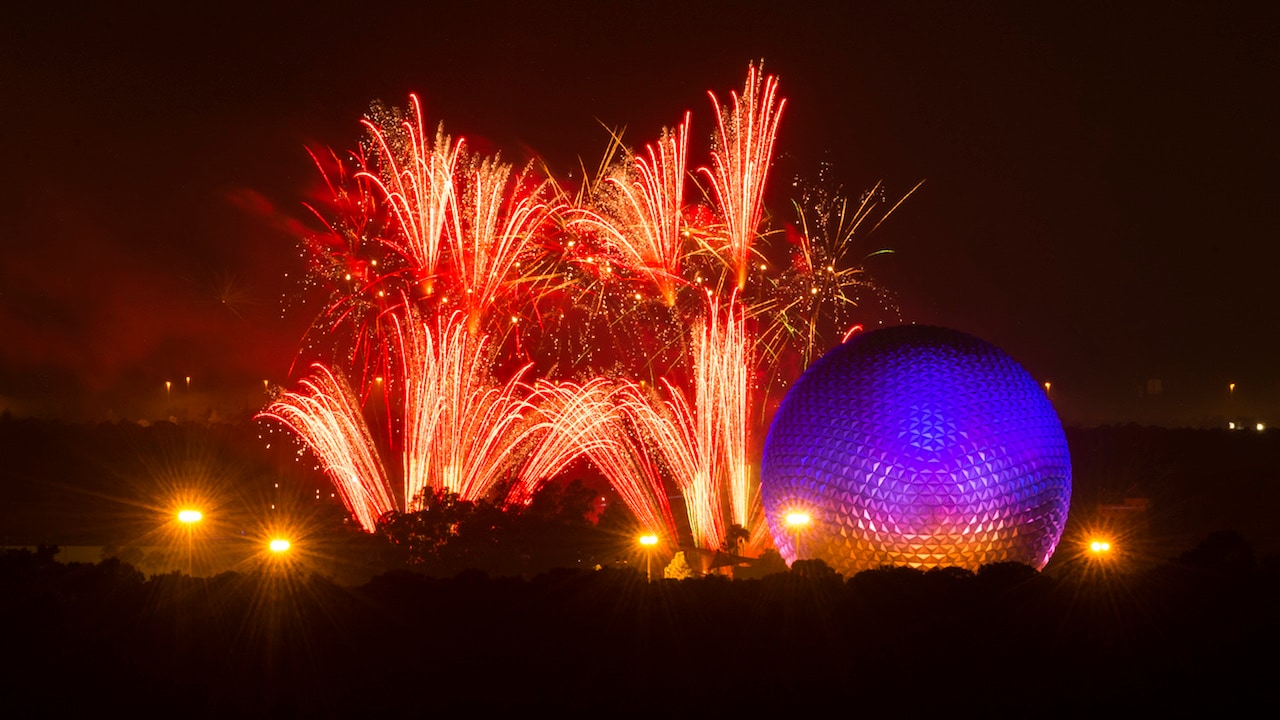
[761,325,1071,573]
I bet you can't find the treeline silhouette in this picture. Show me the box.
[1,533,1277,717]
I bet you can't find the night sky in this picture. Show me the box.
[2,1,1276,426]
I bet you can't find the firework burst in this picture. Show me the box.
[261,63,913,560]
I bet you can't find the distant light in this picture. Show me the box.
[638,534,659,547]
[1229,421,1237,430]
[1089,539,1111,554]
[269,539,290,553]
[177,509,203,524]
[1257,422,1266,432]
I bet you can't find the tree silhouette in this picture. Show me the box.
[664,551,696,579]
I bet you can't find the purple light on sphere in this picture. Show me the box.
[761,325,1071,573]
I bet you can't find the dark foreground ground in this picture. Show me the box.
[1,535,1276,718]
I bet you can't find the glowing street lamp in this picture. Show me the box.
[784,511,812,565]
[177,508,203,576]
[269,538,291,554]
[639,533,659,583]
[1088,538,1112,556]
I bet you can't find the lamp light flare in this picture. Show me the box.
[269,538,291,553]
[784,511,811,528]
[639,532,660,582]
[177,509,203,524]
[784,510,811,563]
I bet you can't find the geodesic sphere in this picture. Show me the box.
[760,325,1071,574]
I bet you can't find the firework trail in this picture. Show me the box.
[696,295,756,546]
[700,63,785,291]
[453,156,558,335]
[359,94,464,290]
[498,376,682,547]
[568,112,691,307]
[394,309,541,505]
[258,363,393,531]
[607,294,757,552]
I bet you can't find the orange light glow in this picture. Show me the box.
[784,511,812,528]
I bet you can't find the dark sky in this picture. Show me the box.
[1,1,1276,426]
